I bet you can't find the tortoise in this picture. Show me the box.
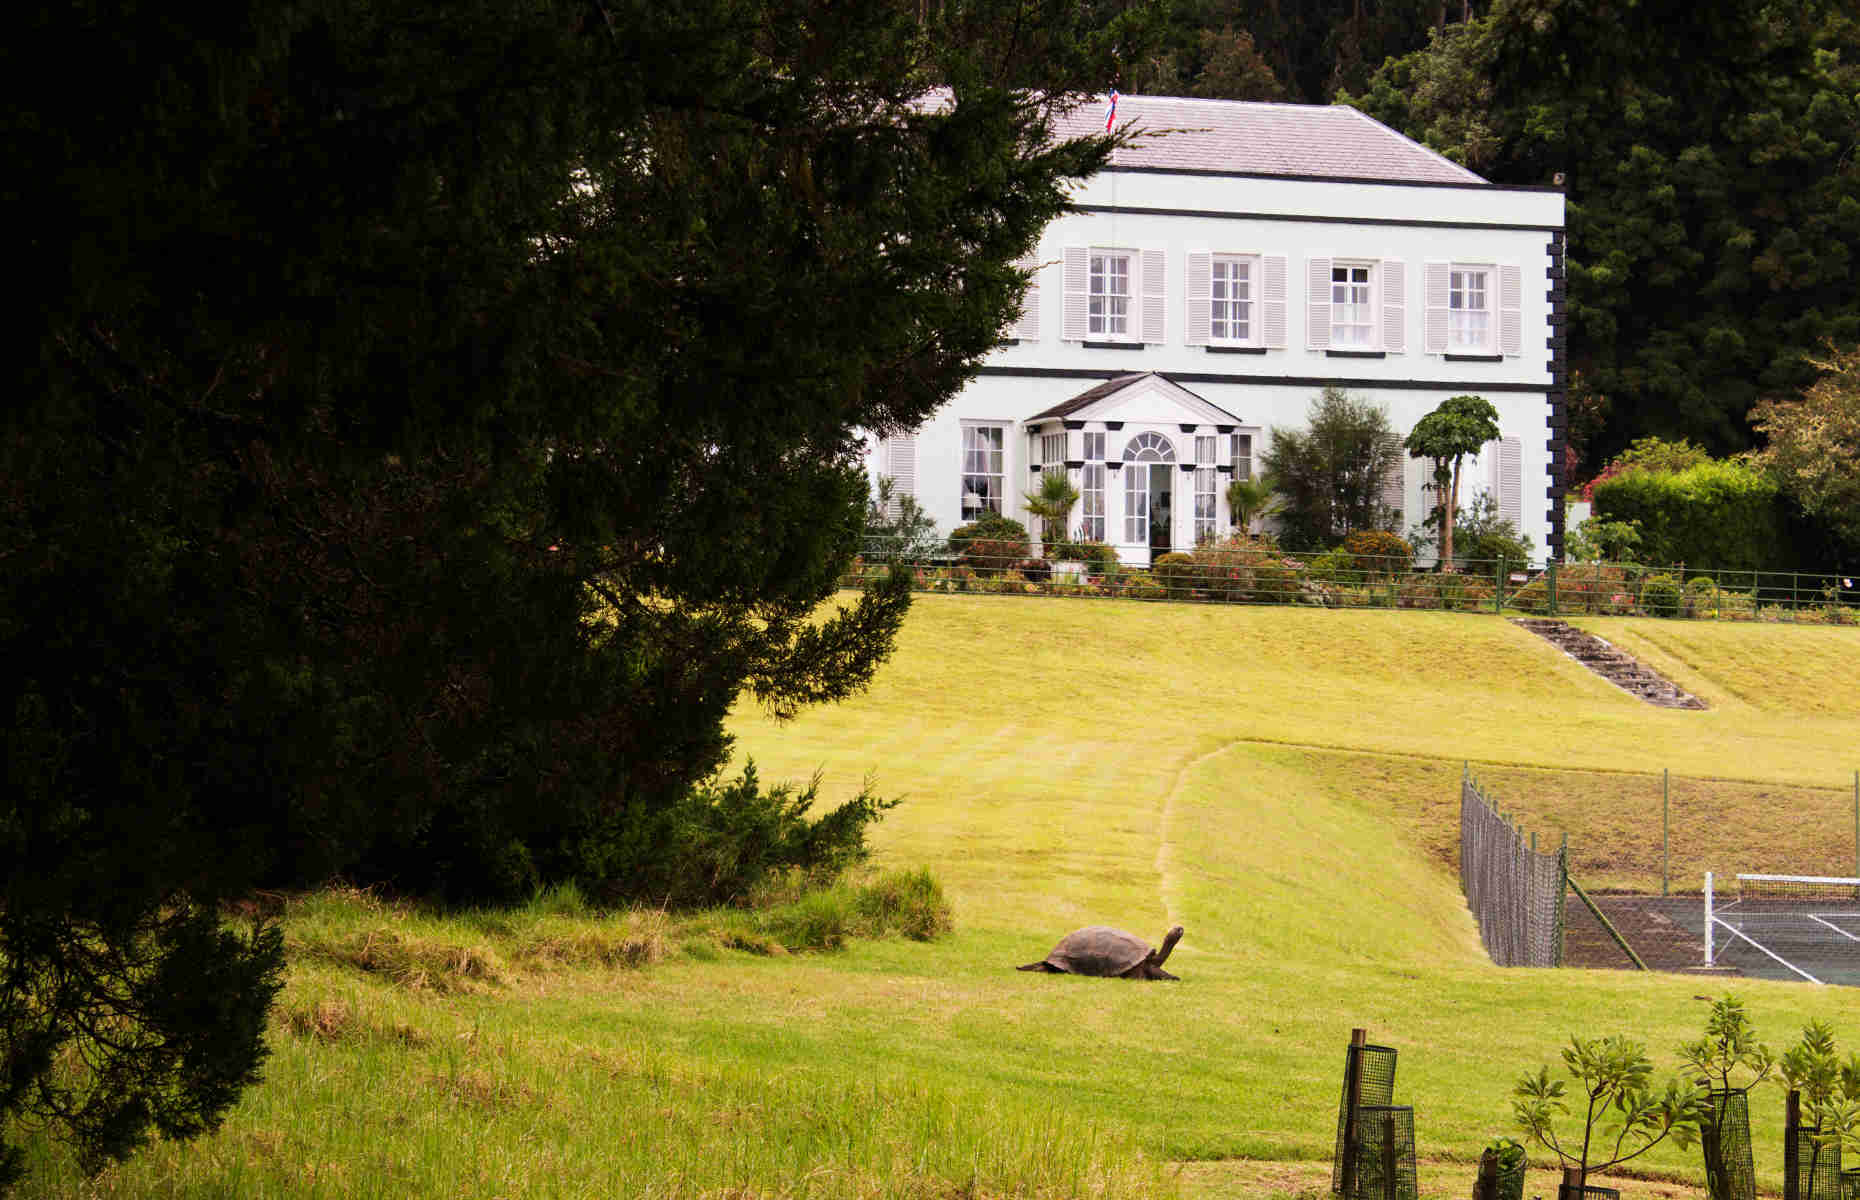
[1017,925,1184,980]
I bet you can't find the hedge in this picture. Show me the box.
[1591,460,1783,572]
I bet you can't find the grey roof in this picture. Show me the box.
[1051,94,1486,186]
[1027,372,1241,423]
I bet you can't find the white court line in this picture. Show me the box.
[1808,914,1860,943]
[1712,918,1823,984]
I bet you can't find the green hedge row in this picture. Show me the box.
[1592,460,1783,572]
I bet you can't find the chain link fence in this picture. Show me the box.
[849,535,1860,623]
[1460,769,1566,967]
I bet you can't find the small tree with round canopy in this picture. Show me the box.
[1405,394,1500,571]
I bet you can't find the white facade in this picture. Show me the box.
[867,97,1568,565]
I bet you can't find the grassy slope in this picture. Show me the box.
[727,597,1860,1188]
[27,596,1860,1198]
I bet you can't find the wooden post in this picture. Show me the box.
[1786,1090,1801,1200]
[1557,1165,1585,1200]
[1472,1148,1499,1200]
[1341,1028,1367,1198]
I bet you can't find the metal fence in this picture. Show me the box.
[848,535,1860,623]
[1460,768,1566,967]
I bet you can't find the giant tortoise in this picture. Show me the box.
[1017,924,1183,980]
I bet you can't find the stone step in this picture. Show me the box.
[1510,618,1707,710]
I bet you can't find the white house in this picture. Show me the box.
[866,95,1568,566]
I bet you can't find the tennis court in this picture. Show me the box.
[1705,874,1860,987]
[1561,876,1860,987]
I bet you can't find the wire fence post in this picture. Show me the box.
[1853,770,1858,881]
[1705,870,1714,967]
[1662,767,1670,898]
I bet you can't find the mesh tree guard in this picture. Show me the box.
[1460,770,1566,966]
[1702,1089,1757,1200]
[1556,1184,1620,1200]
[1492,1154,1526,1200]
[1332,1040,1398,1197]
[1785,1117,1843,1200]
[1346,1106,1418,1200]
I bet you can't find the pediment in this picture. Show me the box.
[1024,372,1242,431]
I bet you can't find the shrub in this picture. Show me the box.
[1047,539,1119,572]
[1592,459,1784,572]
[947,514,1030,575]
[1640,572,1682,617]
[1344,529,1414,576]
[1306,544,1360,586]
[1683,576,1720,619]
[1510,563,1634,615]
[1176,534,1314,604]
[1452,492,1535,567]
[614,762,899,908]
[1510,576,1551,614]
[1398,573,1493,611]
[1119,570,1167,600]
[1015,558,1051,584]
[1152,551,1198,596]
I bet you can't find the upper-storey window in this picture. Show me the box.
[1189,253,1286,349]
[1330,263,1375,347]
[1307,257,1405,353]
[1449,265,1492,352]
[1066,248,1164,344]
[1426,261,1521,358]
[1211,256,1255,343]
[1088,252,1131,339]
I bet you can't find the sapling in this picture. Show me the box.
[1679,996,1773,1200]
[1513,1035,1706,1190]
[1777,1021,1860,1192]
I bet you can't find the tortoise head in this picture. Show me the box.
[1154,925,1185,965]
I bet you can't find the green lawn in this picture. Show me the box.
[23,594,1860,1198]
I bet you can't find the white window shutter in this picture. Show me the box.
[1012,256,1040,342]
[1306,257,1332,350]
[1263,255,1288,348]
[1498,435,1521,529]
[1063,246,1089,342]
[1424,260,1450,354]
[1379,435,1406,522]
[1381,259,1406,353]
[1185,251,1211,346]
[1499,263,1522,356]
[888,434,917,509]
[1141,248,1166,344]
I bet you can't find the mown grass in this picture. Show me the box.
[18,593,1860,1198]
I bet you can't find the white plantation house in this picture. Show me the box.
[865,95,1568,566]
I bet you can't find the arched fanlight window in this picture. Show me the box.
[1122,432,1177,463]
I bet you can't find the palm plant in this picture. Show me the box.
[1022,470,1080,550]
[1225,473,1283,534]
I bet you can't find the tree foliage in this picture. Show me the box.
[2,0,1142,1179]
[1753,346,1860,554]
[1262,388,1401,549]
[1352,0,1860,466]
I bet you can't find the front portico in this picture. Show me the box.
[1023,372,1247,566]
